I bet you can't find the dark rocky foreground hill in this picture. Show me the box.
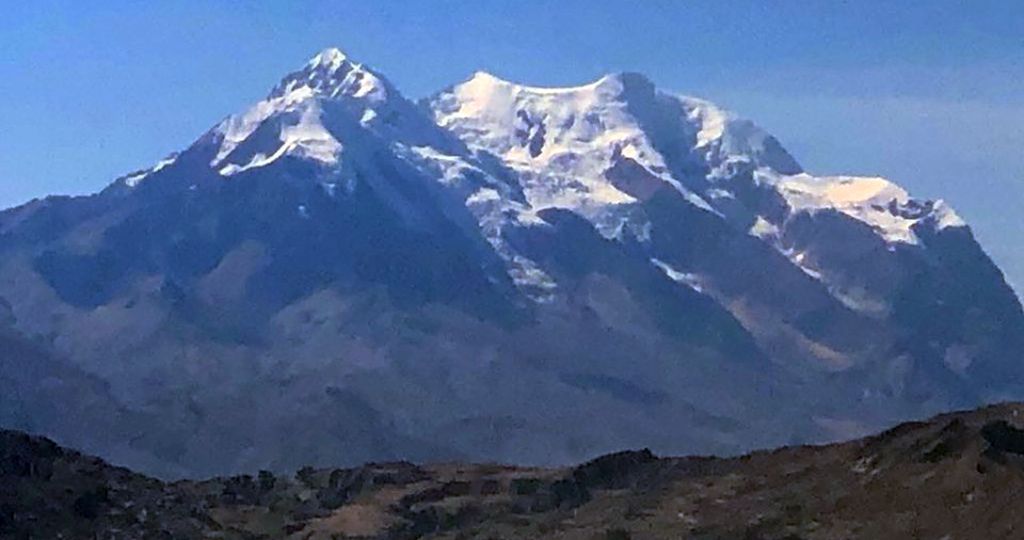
[5,403,1024,539]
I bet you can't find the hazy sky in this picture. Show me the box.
[2,1,1022,290]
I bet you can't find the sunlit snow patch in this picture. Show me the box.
[763,171,965,245]
[122,153,178,187]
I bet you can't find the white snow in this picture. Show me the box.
[122,154,178,187]
[684,97,729,148]
[283,104,342,162]
[219,103,344,177]
[209,47,388,175]
[749,215,779,239]
[430,71,720,233]
[157,48,974,305]
[760,171,964,244]
[932,199,967,229]
[306,47,348,71]
[651,259,704,293]
[403,145,481,188]
[428,68,972,303]
[782,248,824,280]
[212,85,318,166]
[679,96,801,174]
[466,187,502,205]
[507,254,558,302]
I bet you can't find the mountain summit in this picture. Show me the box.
[1,48,1021,477]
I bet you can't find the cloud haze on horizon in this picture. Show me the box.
[1,1,1021,290]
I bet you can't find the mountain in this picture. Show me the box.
[1,47,1021,477]
[5,402,1024,539]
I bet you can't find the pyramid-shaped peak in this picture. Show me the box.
[270,47,392,104]
[294,46,362,80]
[307,47,349,70]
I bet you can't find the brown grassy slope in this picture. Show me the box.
[4,402,1024,539]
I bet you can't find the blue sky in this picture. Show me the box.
[1,1,1022,290]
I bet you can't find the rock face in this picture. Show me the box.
[5,403,1024,539]
[0,47,1022,477]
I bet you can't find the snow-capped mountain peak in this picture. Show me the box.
[430,70,719,221]
[115,50,967,254]
[763,171,966,244]
[9,48,1023,480]
[203,48,411,176]
[272,47,390,104]
[307,47,349,70]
